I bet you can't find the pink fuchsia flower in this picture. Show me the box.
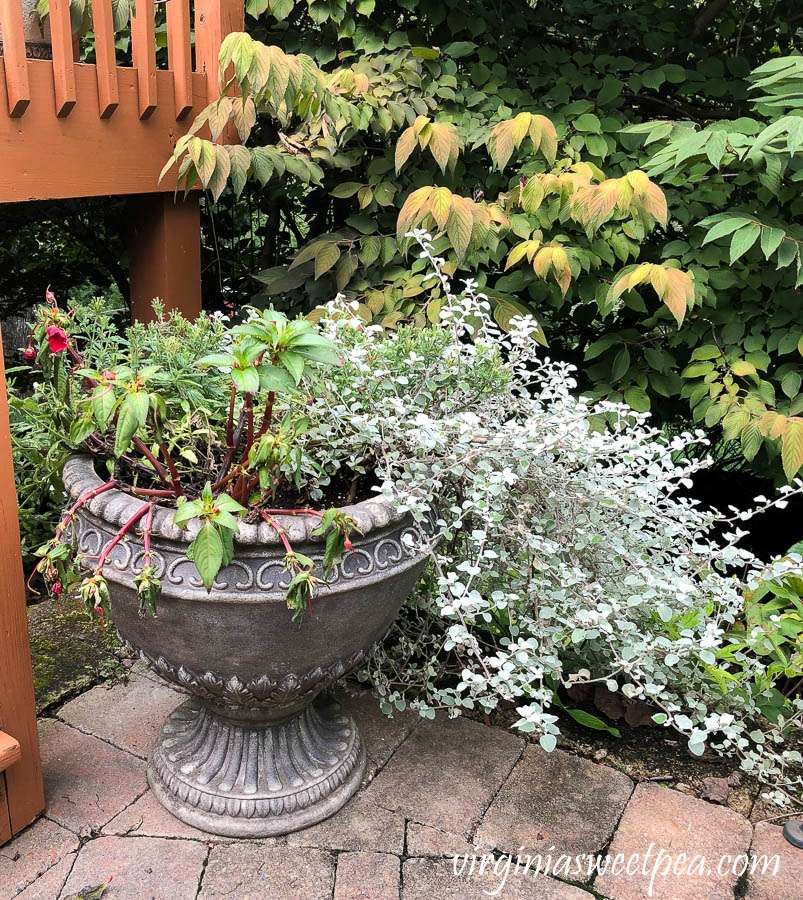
[46,326,68,353]
[52,581,62,595]
[24,346,35,362]
[102,369,116,381]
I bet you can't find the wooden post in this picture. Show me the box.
[0,330,45,844]
[127,193,203,322]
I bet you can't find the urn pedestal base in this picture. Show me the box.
[147,694,366,837]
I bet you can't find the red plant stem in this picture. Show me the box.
[255,391,276,441]
[215,411,247,488]
[158,441,184,497]
[121,485,176,497]
[96,502,153,574]
[241,394,255,464]
[262,508,324,517]
[226,386,235,448]
[211,465,242,494]
[260,512,294,555]
[55,480,117,540]
[131,436,171,487]
[142,505,155,568]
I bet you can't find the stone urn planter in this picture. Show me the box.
[63,454,431,837]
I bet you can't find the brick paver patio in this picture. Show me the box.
[1,670,799,899]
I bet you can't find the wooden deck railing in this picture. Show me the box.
[0,0,241,201]
[0,0,245,844]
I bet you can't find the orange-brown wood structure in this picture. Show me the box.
[0,0,244,843]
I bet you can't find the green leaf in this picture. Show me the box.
[198,353,235,367]
[760,227,785,260]
[315,244,341,279]
[114,394,141,457]
[624,386,651,412]
[231,365,260,393]
[782,371,801,399]
[729,223,761,263]
[565,708,621,737]
[331,182,363,198]
[189,521,224,592]
[91,385,116,429]
[258,364,298,393]
[701,217,751,245]
[574,113,601,134]
[173,499,204,528]
[611,347,631,382]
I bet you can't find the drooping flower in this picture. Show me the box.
[45,326,68,353]
[24,346,36,362]
[52,581,62,595]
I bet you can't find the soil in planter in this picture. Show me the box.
[106,454,382,513]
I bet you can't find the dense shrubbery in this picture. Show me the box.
[155,0,803,484]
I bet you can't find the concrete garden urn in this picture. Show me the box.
[63,454,431,837]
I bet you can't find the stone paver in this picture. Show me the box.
[337,689,421,782]
[58,675,184,759]
[334,851,400,900]
[102,789,225,843]
[595,782,753,900]
[199,845,335,900]
[0,818,78,900]
[364,715,523,836]
[745,822,801,900]
[14,852,76,900]
[39,719,146,832]
[476,745,633,860]
[402,857,592,899]
[406,822,479,857]
[59,836,206,900]
[286,793,405,854]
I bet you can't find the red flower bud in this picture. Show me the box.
[45,326,68,354]
[52,581,62,595]
[344,537,353,551]
[24,347,36,362]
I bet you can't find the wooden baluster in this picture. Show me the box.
[195,0,244,142]
[91,0,119,118]
[130,0,157,119]
[49,0,76,117]
[0,0,31,116]
[0,330,44,842]
[167,0,193,120]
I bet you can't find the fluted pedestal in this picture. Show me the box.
[147,694,365,837]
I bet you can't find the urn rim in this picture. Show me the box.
[63,453,410,547]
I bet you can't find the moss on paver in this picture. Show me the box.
[27,592,126,714]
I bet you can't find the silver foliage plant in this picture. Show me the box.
[305,231,802,808]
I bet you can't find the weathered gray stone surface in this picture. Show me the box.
[38,719,146,832]
[745,822,801,900]
[337,688,421,782]
[0,818,78,899]
[334,851,400,900]
[286,793,405,854]
[402,857,593,899]
[58,676,184,759]
[14,852,76,900]
[102,789,227,842]
[4,678,773,900]
[58,836,207,899]
[406,822,479,857]
[595,782,753,900]
[198,845,335,900]
[476,745,634,860]
[364,715,523,836]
